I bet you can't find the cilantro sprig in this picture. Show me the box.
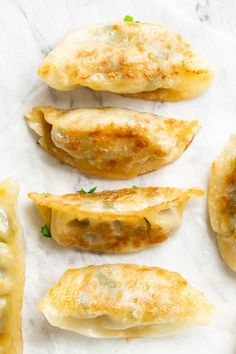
[40,224,51,238]
[77,186,97,194]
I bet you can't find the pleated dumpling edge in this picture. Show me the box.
[28,186,204,253]
[38,264,214,338]
[38,22,214,101]
[25,106,200,179]
[209,134,236,271]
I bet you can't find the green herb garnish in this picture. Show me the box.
[77,188,86,194]
[124,15,140,22]
[40,224,51,238]
[124,15,134,22]
[77,186,97,194]
[132,185,138,188]
[87,186,97,193]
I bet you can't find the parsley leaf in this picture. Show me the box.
[77,186,97,194]
[124,15,134,22]
[40,224,51,238]
[132,185,138,188]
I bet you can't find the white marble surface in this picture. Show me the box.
[1,0,236,353]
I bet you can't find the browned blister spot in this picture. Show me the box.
[136,41,145,52]
[38,63,51,77]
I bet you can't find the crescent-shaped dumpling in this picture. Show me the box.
[38,22,213,101]
[28,186,203,253]
[209,134,236,271]
[38,264,214,338]
[0,179,25,354]
[25,106,200,179]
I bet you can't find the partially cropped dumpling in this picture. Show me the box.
[0,179,25,354]
[29,186,203,253]
[209,134,236,271]
[38,264,214,338]
[25,106,200,179]
[38,22,213,101]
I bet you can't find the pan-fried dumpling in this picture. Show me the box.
[28,186,203,253]
[38,22,213,101]
[0,179,25,354]
[209,134,236,271]
[38,264,214,338]
[25,106,200,179]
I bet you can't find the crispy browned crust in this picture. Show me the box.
[122,73,213,101]
[38,22,213,100]
[208,134,236,271]
[38,264,214,338]
[0,179,25,354]
[29,186,203,253]
[25,106,200,179]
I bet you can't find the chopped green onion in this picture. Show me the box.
[87,186,97,194]
[124,15,134,22]
[77,187,97,194]
[40,224,51,238]
[77,188,86,194]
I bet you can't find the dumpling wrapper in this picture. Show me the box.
[38,22,214,101]
[209,134,236,271]
[29,186,204,253]
[25,106,200,179]
[0,179,25,354]
[38,264,214,338]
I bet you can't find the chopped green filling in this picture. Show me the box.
[97,272,116,288]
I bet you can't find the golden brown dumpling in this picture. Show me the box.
[25,106,200,179]
[38,264,214,338]
[209,134,236,271]
[0,179,25,354]
[28,186,203,253]
[38,22,213,101]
